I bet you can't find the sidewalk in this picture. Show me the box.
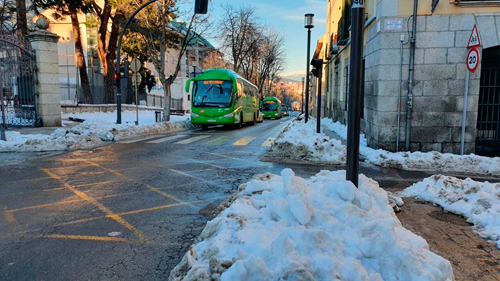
[262,120,500,280]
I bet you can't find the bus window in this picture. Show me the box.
[262,101,277,111]
[193,80,233,108]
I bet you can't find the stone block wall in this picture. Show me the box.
[358,14,498,153]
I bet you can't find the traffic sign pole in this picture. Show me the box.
[461,47,480,155]
[460,70,469,155]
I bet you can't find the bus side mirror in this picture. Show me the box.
[185,78,194,92]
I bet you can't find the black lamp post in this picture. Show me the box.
[304,13,314,123]
[301,77,305,112]
[346,0,365,187]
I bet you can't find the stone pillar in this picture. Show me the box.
[28,29,61,127]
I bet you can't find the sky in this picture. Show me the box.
[180,0,327,81]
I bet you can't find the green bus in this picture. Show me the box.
[185,69,260,130]
[261,96,282,119]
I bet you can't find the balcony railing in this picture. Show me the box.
[454,0,500,5]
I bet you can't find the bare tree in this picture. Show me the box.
[0,0,15,32]
[219,5,262,73]
[91,0,127,103]
[203,49,228,69]
[33,0,94,104]
[126,0,211,121]
[219,4,285,100]
[15,0,27,35]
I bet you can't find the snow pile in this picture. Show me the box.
[63,110,189,126]
[0,130,103,152]
[402,175,500,248]
[322,118,500,176]
[0,111,195,152]
[169,169,453,281]
[268,117,346,164]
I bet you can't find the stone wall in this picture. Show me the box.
[359,14,498,153]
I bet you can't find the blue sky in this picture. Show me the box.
[181,0,327,79]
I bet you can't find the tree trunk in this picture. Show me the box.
[15,0,27,36]
[70,12,93,104]
[104,21,119,104]
[163,83,171,122]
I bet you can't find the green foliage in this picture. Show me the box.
[32,0,93,20]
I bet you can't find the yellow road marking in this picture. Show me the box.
[4,192,135,213]
[205,136,231,145]
[41,234,128,242]
[261,137,276,147]
[2,202,198,240]
[233,136,256,146]
[72,180,114,188]
[2,205,15,224]
[41,169,148,242]
[146,134,187,144]
[116,202,188,216]
[174,135,210,144]
[84,161,197,209]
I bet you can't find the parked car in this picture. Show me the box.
[281,107,289,117]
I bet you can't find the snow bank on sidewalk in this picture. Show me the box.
[0,111,195,152]
[0,130,102,152]
[267,117,346,164]
[322,118,500,176]
[63,110,189,126]
[169,169,453,281]
[402,175,500,248]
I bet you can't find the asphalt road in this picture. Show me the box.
[2,116,498,280]
[0,117,300,280]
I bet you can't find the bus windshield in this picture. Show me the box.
[193,80,233,108]
[262,101,277,111]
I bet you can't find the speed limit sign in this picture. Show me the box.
[466,47,479,73]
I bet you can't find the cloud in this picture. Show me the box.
[282,14,326,24]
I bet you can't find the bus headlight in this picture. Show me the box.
[223,113,234,118]
[191,113,199,117]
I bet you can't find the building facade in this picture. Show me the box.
[323,0,500,156]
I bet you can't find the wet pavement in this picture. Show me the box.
[1,116,499,280]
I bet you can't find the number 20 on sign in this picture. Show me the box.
[467,47,479,73]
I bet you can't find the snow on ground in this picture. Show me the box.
[169,169,453,281]
[267,117,345,164]
[321,118,500,176]
[401,175,500,249]
[0,110,194,152]
[63,110,189,126]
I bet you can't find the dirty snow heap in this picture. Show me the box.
[402,175,500,249]
[169,169,453,281]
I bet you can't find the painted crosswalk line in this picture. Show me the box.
[146,135,187,144]
[261,137,276,147]
[121,135,163,144]
[175,135,210,144]
[233,136,256,146]
[205,136,231,145]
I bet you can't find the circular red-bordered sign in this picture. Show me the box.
[467,47,480,73]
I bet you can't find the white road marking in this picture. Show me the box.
[174,135,210,144]
[261,137,276,147]
[120,135,163,144]
[146,135,187,144]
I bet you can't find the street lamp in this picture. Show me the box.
[346,0,365,187]
[304,13,314,123]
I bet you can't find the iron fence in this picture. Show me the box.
[0,33,37,128]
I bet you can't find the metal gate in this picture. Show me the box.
[0,33,37,127]
[476,47,500,156]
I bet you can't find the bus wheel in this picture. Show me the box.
[235,113,243,129]
[248,113,256,126]
[201,124,208,130]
